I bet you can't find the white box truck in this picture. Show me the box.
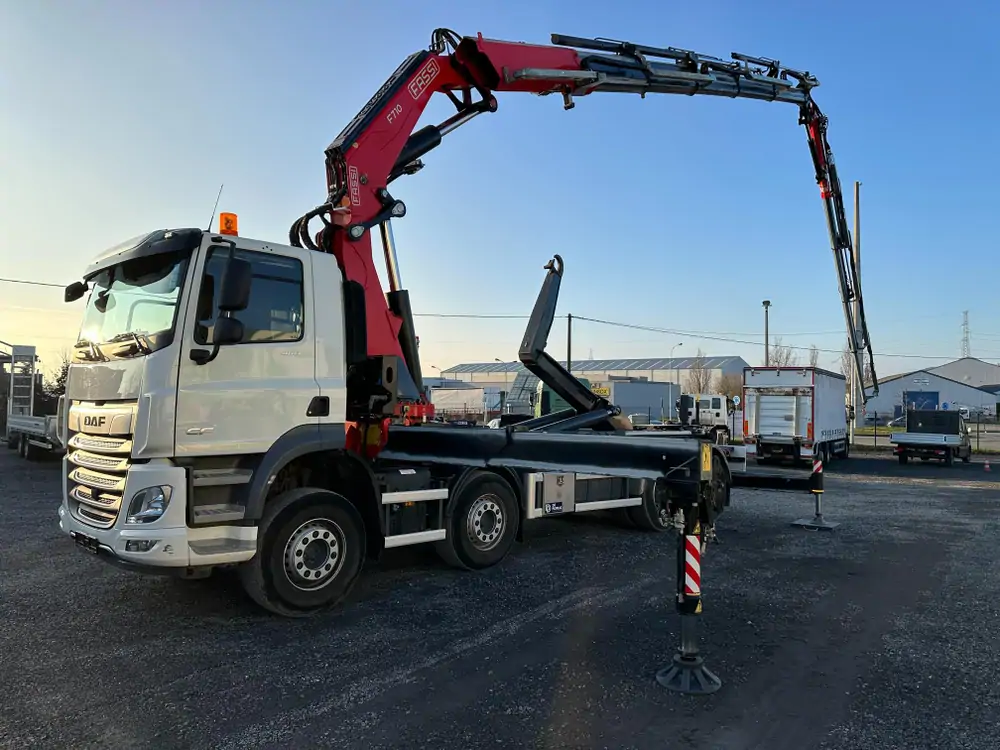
[743,367,849,464]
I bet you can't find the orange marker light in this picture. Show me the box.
[219,212,239,236]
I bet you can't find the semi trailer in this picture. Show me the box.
[55,29,877,618]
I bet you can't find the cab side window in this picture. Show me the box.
[711,398,722,410]
[195,248,304,345]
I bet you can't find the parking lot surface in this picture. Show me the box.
[2,450,999,750]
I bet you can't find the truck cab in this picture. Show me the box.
[58,226,350,569]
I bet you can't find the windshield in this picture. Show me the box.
[77,250,191,357]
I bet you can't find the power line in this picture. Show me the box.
[414,313,534,320]
[414,312,843,337]
[0,277,64,289]
[0,275,980,361]
[573,315,962,360]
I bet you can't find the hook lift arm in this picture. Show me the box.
[290,29,878,423]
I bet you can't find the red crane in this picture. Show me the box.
[289,29,878,445]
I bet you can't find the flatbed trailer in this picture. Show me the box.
[6,409,65,459]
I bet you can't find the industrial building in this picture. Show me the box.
[861,357,1000,420]
[439,356,749,417]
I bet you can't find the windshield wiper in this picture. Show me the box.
[73,339,107,362]
[106,331,152,356]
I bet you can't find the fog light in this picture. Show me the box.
[125,539,158,552]
[126,486,173,524]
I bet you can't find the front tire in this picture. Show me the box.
[239,488,365,617]
[436,473,518,570]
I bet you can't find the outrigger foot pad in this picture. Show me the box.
[791,515,840,531]
[655,653,722,695]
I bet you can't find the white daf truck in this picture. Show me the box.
[56,225,731,617]
[52,29,881,621]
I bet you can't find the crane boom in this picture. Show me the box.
[290,29,878,421]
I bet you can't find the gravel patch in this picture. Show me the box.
[1,449,999,749]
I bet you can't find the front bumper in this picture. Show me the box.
[59,458,256,570]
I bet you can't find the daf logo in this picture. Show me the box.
[83,415,107,428]
[556,475,565,487]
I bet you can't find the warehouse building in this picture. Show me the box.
[921,357,1000,392]
[441,356,748,389]
[862,360,1000,421]
[440,356,749,416]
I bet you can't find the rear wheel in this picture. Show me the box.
[944,449,954,467]
[239,487,365,617]
[627,478,672,531]
[436,473,519,570]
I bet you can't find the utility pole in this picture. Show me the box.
[962,311,971,358]
[850,181,861,444]
[567,313,572,373]
[762,300,771,365]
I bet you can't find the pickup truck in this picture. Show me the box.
[890,409,972,466]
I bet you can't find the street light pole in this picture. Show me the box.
[850,180,862,444]
[494,357,508,414]
[762,300,771,366]
[670,342,683,419]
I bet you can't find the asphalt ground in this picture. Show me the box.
[2,449,999,750]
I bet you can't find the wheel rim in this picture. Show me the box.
[466,494,504,551]
[282,519,346,591]
[653,486,670,528]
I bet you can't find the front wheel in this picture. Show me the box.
[239,488,366,617]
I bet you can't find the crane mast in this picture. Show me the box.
[289,29,879,428]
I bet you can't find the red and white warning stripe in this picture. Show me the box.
[812,458,823,474]
[684,535,701,596]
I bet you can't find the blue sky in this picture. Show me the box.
[2,1,998,379]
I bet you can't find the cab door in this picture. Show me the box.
[174,241,318,458]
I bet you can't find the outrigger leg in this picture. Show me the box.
[656,503,722,695]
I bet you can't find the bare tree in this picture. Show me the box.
[769,337,799,367]
[685,348,714,394]
[714,372,742,399]
[840,340,874,385]
[839,341,853,379]
[44,349,71,398]
[808,344,820,367]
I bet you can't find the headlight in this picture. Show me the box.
[126,486,172,524]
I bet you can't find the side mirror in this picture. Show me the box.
[64,281,88,303]
[219,258,252,312]
[190,315,245,366]
[213,316,244,346]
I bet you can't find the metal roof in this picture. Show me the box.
[443,356,748,375]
